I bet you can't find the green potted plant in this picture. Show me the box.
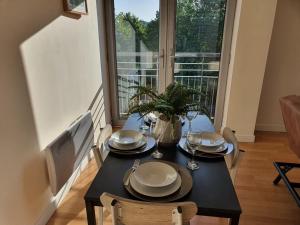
[128,82,209,146]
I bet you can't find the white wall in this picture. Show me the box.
[222,0,278,142]
[0,0,107,224]
[256,0,300,132]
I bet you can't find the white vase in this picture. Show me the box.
[153,116,182,147]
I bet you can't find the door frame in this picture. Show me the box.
[213,0,237,130]
[104,0,119,125]
[165,0,177,87]
[105,0,169,125]
[158,0,168,94]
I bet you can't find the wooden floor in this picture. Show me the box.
[46,131,300,225]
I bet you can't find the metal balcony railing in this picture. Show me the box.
[116,52,220,119]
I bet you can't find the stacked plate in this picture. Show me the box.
[107,130,148,154]
[129,161,182,197]
[185,132,230,156]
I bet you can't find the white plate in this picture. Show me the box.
[111,130,143,146]
[108,136,146,150]
[106,137,156,155]
[189,142,229,153]
[178,138,234,158]
[130,173,182,197]
[133,162,178,188]
[187,132,225,147]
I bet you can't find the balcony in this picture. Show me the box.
[117,52,220,119]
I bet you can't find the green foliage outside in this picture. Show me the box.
[115,0,226,53]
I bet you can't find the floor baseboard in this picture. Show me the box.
[34,201,56,225]
[255,123,286,132]
[235,133,255,142]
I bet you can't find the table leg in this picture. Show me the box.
[229,215,240,225]
[85,200,96,225]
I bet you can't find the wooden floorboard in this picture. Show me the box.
[46,131,300,225]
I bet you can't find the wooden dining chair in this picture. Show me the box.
[100,192,198,225]
[222,127,245,184]
[92,124,112,169]
[190,128,245,225]
[90,125,113,225]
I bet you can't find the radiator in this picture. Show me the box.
[45,111,94,195]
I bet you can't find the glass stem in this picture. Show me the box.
[188,120,192,132]
[191,150,195,162]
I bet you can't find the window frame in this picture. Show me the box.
[103,0,237,128]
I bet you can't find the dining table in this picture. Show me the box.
[84,114,242,225]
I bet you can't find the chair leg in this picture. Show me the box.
[273,165,292,185]
[273,174,282,184]
[273,162,300,207]
[97,206,103,225]
[92,145,104,169]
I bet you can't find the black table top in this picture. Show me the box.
[85,114,241,217]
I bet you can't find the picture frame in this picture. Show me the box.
[63,0,88,15]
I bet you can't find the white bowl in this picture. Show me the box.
[133,162,178,188]
[109,136,146,151]
[188,142,228,153]
[111,130,143,146]
[130,173,181,197]
[187,132,225,147]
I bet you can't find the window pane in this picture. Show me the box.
[174,0,227,119]
[114,0,160,119]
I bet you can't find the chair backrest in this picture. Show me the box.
[222,127,239,168]
[226,150,244,184]
[222,127,245,183]
[100,192,197,225]
[92,124,112,168]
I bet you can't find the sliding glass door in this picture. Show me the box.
[173,0,228,121]
[110,0,165,121]
[106,0,235,126]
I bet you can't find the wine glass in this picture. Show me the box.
[139,119,150,134]
[186,132,199,170]
[150,122,163,159]
[139,99,150,131]
[184,111,198,136]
